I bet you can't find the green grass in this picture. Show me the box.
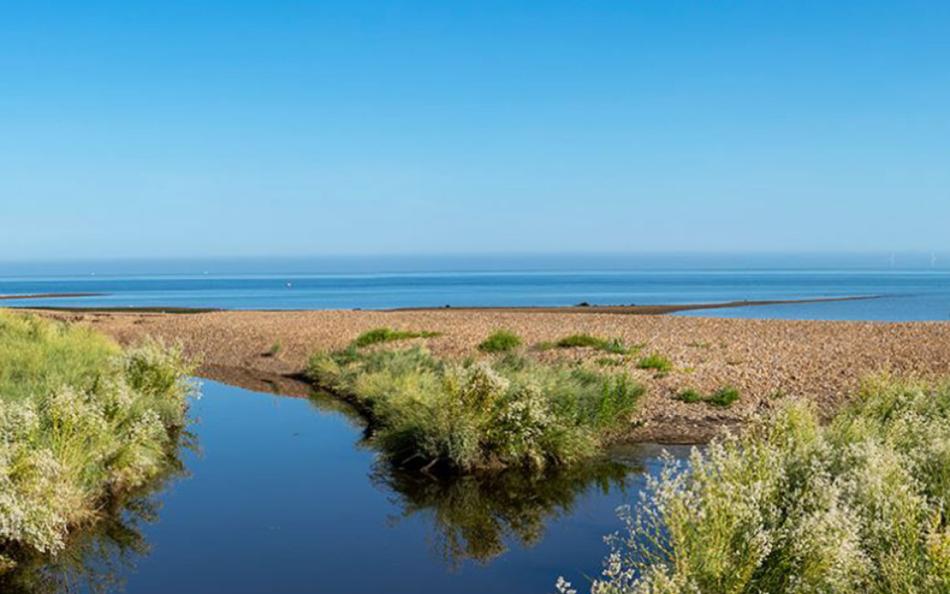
[0,311,194,572]
[554,334,634,355]
[307,347,644,473]
[264,340,282,357]
[352,327,441,348]
[577,377,950,594]
[674,388,704,403]
[478,329,522,353]
[674,386,740,407]
[636,352,673,373]
[707,386,740,407]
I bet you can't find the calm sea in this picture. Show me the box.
[1,255,948,321]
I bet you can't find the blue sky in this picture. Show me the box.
[2,1,949,260]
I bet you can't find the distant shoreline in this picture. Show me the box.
[0,292,104,301]
[6,294,879,315]
[389,295,882,315]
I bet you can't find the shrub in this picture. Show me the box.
[636,353,673,373]
[674,388,703,403]
[352,327,441,348]
[674,386,740,407]
[307,346,643,473]
[707,386,740,408]
[573,378,950,594]
[478,330,523,353]
[557,334,605,349]
[0,312,194,572]
[556,334,632,355]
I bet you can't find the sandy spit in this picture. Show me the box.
[32,309,950,443]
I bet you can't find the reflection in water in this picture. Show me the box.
[311,384,641,569]
[375,458,637,567]
[0,441,191,594]
[0,382,671,593]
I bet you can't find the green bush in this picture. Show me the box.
[555,334,633,355]
[478,330,523,353]
[0,311,194,572]
[636,353,673,373]
[352,327,441,348]
[707,386,740,408]
[674,388,703,403]
[569,378,950,594]
[307,347,643,473]
[675,386,740,408]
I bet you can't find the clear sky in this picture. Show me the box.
[2,1,949,260]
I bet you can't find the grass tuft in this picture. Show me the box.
[555,334,635,355]
[352,327,441,348]
[674,386,740,407]
[707,386,740,407]
[636,353,673,373]
[674,388,704,403]
[478,329,522,353]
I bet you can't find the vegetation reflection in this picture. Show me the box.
[374,458,636,567]
[0,446,191,594]
[308,383,640,568]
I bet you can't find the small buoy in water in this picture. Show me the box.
[286,282,292,288]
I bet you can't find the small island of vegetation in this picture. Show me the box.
[308,328,644,473]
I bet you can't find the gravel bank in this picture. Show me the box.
[34,309,950,442]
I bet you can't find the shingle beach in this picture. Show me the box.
[36,308,950,442]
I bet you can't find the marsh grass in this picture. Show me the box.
[352,327,441,348]
[0,311,194,572]
[572,377,950,594]
[307,347,644,473]
[478,330,522,353]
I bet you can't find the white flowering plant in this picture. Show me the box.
[569,377,950,594]
[0,312,194,572]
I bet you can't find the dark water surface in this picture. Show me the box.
[16,380,689,594]
[2,269,949,321]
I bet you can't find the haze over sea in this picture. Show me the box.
[2,253,947,321]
